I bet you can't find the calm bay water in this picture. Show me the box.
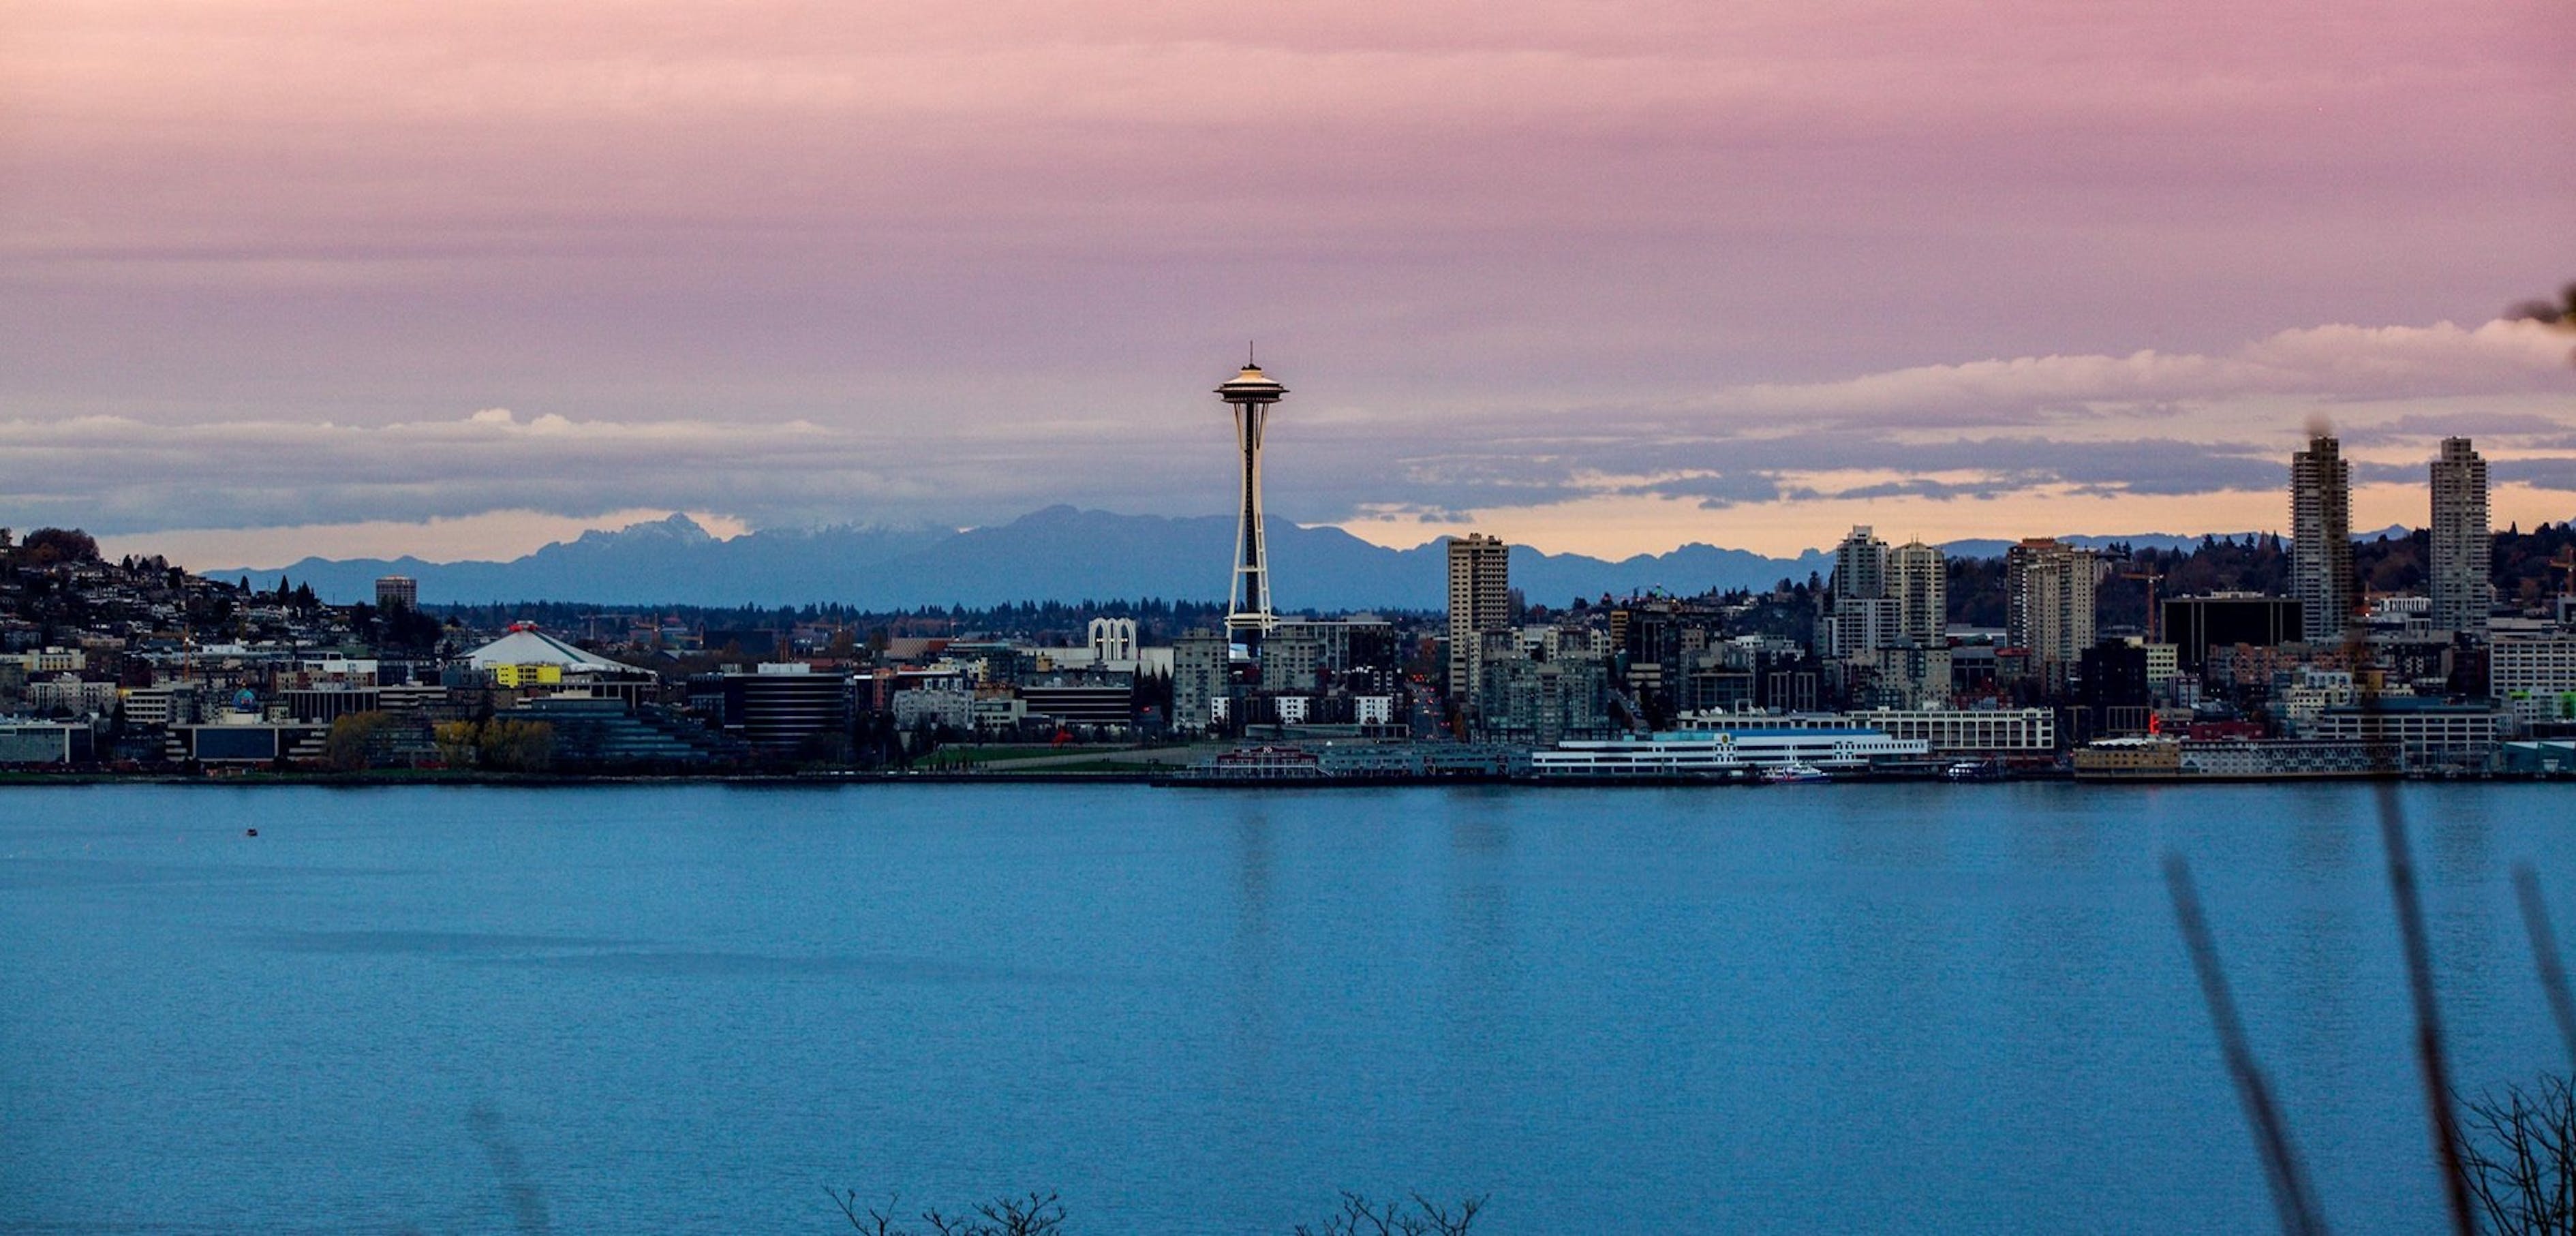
[1,782,2569,1233]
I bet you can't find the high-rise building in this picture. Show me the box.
[1835,526,1888,602]
[1447,533,1510,707]
[2430,437,2491,640]
[1215,360,1287,640]
[2006,538,2097,687]
[375,575,417,611]
[1827,527,1898,655]
[1890,540,1947,646]
[2290,434,2354,645]
[1171,630,1231,735]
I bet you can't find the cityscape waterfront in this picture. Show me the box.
[7,7,2575,1231]
[5,365,2575,787]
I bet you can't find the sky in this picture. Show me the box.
[5,1,2574,568]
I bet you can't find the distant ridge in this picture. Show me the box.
[212,508,2351,611]
[217,506,1833,609]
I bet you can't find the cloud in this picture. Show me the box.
[10,314,2571,561]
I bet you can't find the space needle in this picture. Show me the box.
[1216,352,1287,641]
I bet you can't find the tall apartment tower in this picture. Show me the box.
[1447,533,1511,705]
[2006,538,2097,687]
[375,575,418,611]
[1826,526,1895,655]
[1215,360,1287,640]
[2429,437,2491,640]
[2290,433,2354,645]
[1835,526,1889,602]
[1890,540,1948,645]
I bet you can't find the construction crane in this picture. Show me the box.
[2119,568,2166,643]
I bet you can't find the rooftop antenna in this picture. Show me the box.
[1247,340,1257,368]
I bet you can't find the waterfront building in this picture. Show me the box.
[2310,698,2505,767]
[2429,437,2491,640]
[1478,655,1612,745]
[1531,727,1931,775]
[506,696,747,769]
[1216,360,1287,640]
[2492,631,2576,725]
[708,664,853,757]
[0,720,94,764]
[1017,673,1137,730]
[2006,538,2097,688]
[1447,533,1510,708]
[1681,706,2055,754]
[2290,434,2354,645]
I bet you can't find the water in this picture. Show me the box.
[1,782,2568,1233]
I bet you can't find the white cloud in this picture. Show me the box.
[8,318,2571,561]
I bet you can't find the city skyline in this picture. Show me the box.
[5,3,2571,566]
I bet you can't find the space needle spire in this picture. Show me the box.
[1215,352,1287,640]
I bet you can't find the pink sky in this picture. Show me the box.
[6,1,2574,565]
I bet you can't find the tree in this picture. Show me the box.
[22,527,99,566]
[829,1190,1067,1236]
[2456,1075,2576,1235]
[324,711,395,772]
[478,720,555,773]
[1294,1194,1486,1236]
[432,720,482,768]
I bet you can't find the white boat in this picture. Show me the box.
[1762,761,1833,784]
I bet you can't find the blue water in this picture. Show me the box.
[1,782,2569,1233]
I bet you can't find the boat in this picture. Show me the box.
[1761,761,1833,784]
[1943,760,2002,782]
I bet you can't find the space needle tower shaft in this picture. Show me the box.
[1215,356,1287,639]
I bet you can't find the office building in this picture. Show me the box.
[2291,434,2353,645]
[2430,437,2491,639]
[1448,533,1510,707]
[703,664,853,757]
[2163,595,2303,670]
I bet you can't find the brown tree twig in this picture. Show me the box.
[2378,784,2476,1235]
[2515,864,2576,1075]
[2165,852,2331,1236]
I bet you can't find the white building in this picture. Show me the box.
[2494,632,2576,724]
[1087,617,1138,664]
[1719,707,2058,754]
[1533,727,1930,775]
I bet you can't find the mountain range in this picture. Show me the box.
[215,507,2266,611]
